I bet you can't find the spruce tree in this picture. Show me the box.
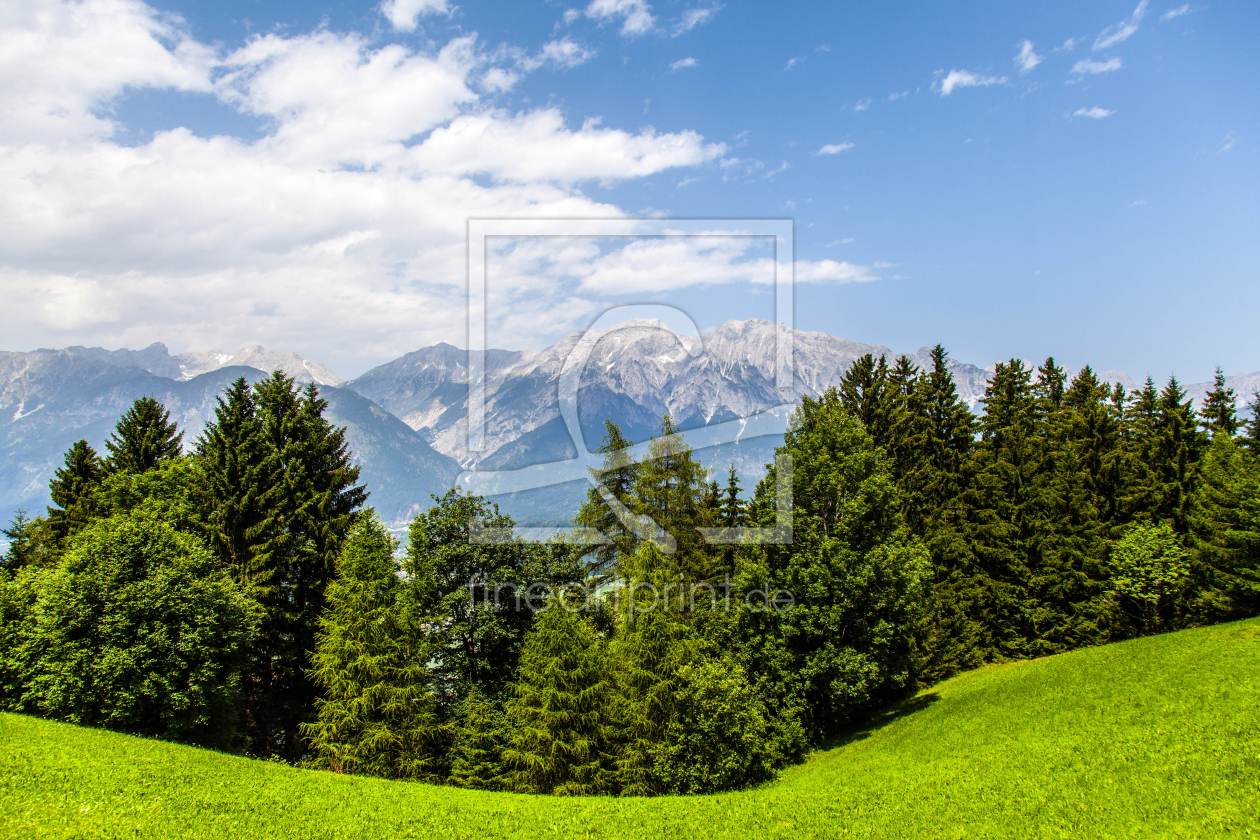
[1153,377,1206,533]
[245,372,368,758]
[1199,368,1238,439]
[903,345,975,536]
[1187,435,1260,621]
[838,353,893,447]
[195,377,274,588]
[631,415,714,579]
[502,604,611,795]
[573,420,639,574]
[301,514,443,779]
[105,396,183,475]
[448,688,508,790]
[1243,392,1260,456]
[46,440,104,543]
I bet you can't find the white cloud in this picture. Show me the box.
[524,38,596,71]
[1094,0,1149,50]
[1072,57,1123,74]
[937,70,1007,96]
[1219,132,1237,153]
[673,6,717,35]
[784,56,804,70]
[854,98,871,111]
[1014,40,1042,74]
[490,235,882,297]
[380,0,450,32]
[0,0,214,143]
[1161,4,1193,21]
[0,0,731,370]
[585,0,655,37]
[1058,37,1079,52]
[670,57,698,71]
[816,142,854,155]
[1074,106,1114,118]
[887,90,909,101]
[1129,199,1146,206]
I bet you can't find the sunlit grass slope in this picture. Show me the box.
[3,619,1258,839]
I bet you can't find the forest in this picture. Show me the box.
[2,348,1258,796]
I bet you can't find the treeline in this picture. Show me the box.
[2,349,1258,797]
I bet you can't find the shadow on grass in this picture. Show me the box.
[817,692,941,752]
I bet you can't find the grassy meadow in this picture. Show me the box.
[3,618,1258,840]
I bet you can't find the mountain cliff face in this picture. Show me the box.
[349,319,892,468]
[0,348,455,526]
[3,323,1256,531]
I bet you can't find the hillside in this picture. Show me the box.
[2,619,1256,839]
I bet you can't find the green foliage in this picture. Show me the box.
[742,392,929,739]
[1109,521,1189,634]
[1,511,59,574]
[1188,435,1260,621]
[573,420,640,574]
[301,515,445,779]
[654,655,802,795]
[502,604,611,795]
[1199,368,1238,439]
[4,618,1257,838]
[447,688,508,790]
[405,489,582,711]
[14,509,258,746]
[104,396,183,475]
[46,440,104,544]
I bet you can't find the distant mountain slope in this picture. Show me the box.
[0,349,456,527]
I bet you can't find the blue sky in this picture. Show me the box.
[1,0,1256,383]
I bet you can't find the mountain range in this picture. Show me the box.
[3,320,1256,530]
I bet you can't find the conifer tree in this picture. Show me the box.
[301,514,444,778]
[631,415,713,579]
[573,420,639,574]
[1153,377,1205,532]
[838,353,893,447]
[1199,368,1238,439]
[448,688,508,790]
[1243,392,1260,456]
[244,372,368,758]
[46,440,104,543]
[195,377,273,588]
[902,345,975,535]
[104,396,183,475]
[1187,435,1260,621]
[502,604,611,795]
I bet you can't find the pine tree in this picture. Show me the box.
[1199,368,1238,439]
[301,514,444,778]
[195,377,274,588]
[1243,392,1260,456]
[631,415,714,579]
[1153,377,1206,533]
[244,372,368,759]
[903,345,975,536]
[573,420,640,574]
[1187,435,1260,622]
[838,353,893,447]
[502,604,611,795]
[104,396,183,475]
[448,688,508,790]
[46,440,104,543]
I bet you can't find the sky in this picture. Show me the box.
[1,0,1257,382]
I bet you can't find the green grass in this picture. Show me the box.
[3,620,1259,839]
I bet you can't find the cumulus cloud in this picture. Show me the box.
[1014,40,1042,74]
[1074,106,1114,118]
[1094,0,1149,50]
[670,57,698,71]
[585,0,655,37]
[1072,57,1123,74]
[1161,4,1193,21]
[937,70,1006,96]
[0,0,730,371]
[489,235,882,297]
[380,0,450,32]
[816,142,854,155]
